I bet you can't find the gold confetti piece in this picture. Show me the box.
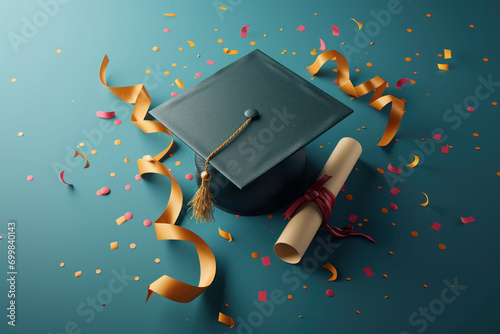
[437,63,449,70]
[114,139,122,145]
[18,132,23,137]
[110,241,119,250]
[74,150,90,168]
[152,46,159,51]
[130,243,137,249]
[223,48,239,55]
[187,40,195,47]
[420,192,429,206]
[75,271,82,278]
[56,49,62,53]
[351,18,363,30]
[11,78,16,82]
[322,263,338,281]
[116,216,127,225]
[406,155,420,167]
[60,262,65,267]
[218,312,234,328]
[218,227,233,242]
[444,49,452,59]
[110,172,116,177]
[175,78,185,88]
[163,13,176,17]
[135,276,140,281]
[155,258,161,263]
[96,269,101,274]
[219,6,227,10]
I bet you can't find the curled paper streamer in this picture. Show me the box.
[223,48,239,55]
[218,227,233,242]
[396,78,410,89]
[420,192,429,206]
[330,25,340,36]
[406,155,420,168]
[187,40,196,47]
[307,50,405,146]
[96,110,115,119]
[175,78,185,89]
[388,163,402,174]
[218,312,235,328]
[59,170,73,186]
[241,25,250,37]
[351,18,363,30]
[322,263,338,281]
[74,150,90,168]
[100,56,216,303]
[319,38,326,51]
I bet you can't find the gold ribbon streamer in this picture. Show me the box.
[306,50,405,146]
[99,56,216,303]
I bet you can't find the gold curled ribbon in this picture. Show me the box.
[99,56,216,303]
[306,50,405,146]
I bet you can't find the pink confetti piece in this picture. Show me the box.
[319,38,326,51]
[441,146,449,153]
[467,107,474,112]
[114,119,122,125]
[101,187,110,195]
[59,170,73,186]
[135,174,142,181]
[348,214,358,223]
[143,219,152,227]
[96,111,115,119]
[395,78,410,89]
[388,163,402,174]
[171,92,178,97]
[333,78,337,83]
[125,185,131,190]
[389,203,398,211]
[185,173,194,180]
[330,25,340,36]
[262,256,271,266]
[461,216,475,224]
[27,175,34,181]
[433,133,443,141]
[206,59,215,65]
[195,73,202,78]
[431,222,441,231]
[297,25,306,32]
[124,212,133,221]
[363,267,374,277]
[164,28,170,33]
[241,25,250,37]
[96,190,103,196]
[389,187,400,195]
[326,289,335,297]
[258,291,267,302]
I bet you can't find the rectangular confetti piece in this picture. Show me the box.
[258,291,267,302]
[262,256,271,266]
[363,267,374,277]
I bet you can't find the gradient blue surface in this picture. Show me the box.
[1,0,499,333]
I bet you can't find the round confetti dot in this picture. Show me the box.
[376,168,385,174]
[426,13,431,17]
[346,277,351,281]
[195,73,202,78]
[114,139,121,145]
[483,58,489,62]
[356,310,361,314]
[27,175,34,181]
[381,208,388,213]
[497,172,500,177]
[60,262,65,267]
[125,185,132,190]
[101,187,110,195]
[407,28,412,32]
[18,132,24,137]
[145,69,151,74]
[303,285,308,289]
[172,63,177,67]
[11,78,16,82]
[171,92,178,97]
[438,244,446,250]
[164,71,170,75]
[473,133,479,137]
[155,258,161,263]
[185,173,193,180]
[251,252,259,258]
[79,142,85,147]
[287,295,293,300]
[411,231,419,237]
[110,172,116,177]
[135,174,142,180]
[346,194,353,200]
[143,219,152,227]
[114,119,122,125]
[423,284,428,288]
[179,47,183,51]
[96,269,101,274]
[475,147,481,150]
[470,24,475,28]
[96,190,103,196]
[124,212,133,221]
[388,251,394,255]
[217,39,224,43]
[415,53,420,56]
[56,49,62,53]
[250,41,256,45]
[153,46,159,51]
[130,243,136,249]
[405,57,412,62]
[124,158,130,163]
[438,54,443,57]
[134,276,140,281]
[467,107,474,111]
[382,274,388,278]
[389,203,398,211]
[366,62,373,67]
[91,150,97,154]
[492,102,498,106]
[175,161,181,166]
[267,215,273,219]
[164,28,170,33]
[326,289,335,297]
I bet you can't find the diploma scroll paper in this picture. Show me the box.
[274,137,362,264]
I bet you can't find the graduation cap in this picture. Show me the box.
[150,49,352,222]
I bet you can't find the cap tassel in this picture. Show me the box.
[188,116,255,223]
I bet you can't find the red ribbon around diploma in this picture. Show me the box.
[283,174,376,243]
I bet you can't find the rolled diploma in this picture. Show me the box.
[274,137,362,264]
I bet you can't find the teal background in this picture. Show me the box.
[1,0,499,333]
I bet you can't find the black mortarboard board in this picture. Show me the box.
[150,49,352,216]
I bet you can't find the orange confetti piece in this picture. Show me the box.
[187,40,196,47]
[116,216,127,225]
[438,63,449,70]
[322,263,338,281]
[223,48,239,55]
[74,150,90,168]
[175,78,185,88]
[351,18,363,30]
[163,13,176,17]
[218,227,233,242]
[406,155,420,167]
[218,312,234,328]
[75,271,82,278]
[420,192,429,206]
[110,241,119,250]
[218,6,227,10]
[444,49,452,59]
